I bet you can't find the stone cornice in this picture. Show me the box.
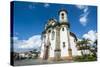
[42,22,70,33]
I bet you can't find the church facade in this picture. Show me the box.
[40,9,81,60]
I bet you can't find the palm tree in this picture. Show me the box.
[89,40,97,58]
[76,41,84,56]
[82,39,91,55]
[76,39,90,56]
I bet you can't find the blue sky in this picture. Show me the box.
[12,1,97,52]
[13,1,97,39]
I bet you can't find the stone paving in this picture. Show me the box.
[14,59,73,66]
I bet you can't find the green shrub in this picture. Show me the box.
[73,55,97,62]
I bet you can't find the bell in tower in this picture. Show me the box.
[59,9,68,23]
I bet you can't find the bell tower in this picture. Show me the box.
[59,9,72,59]
[59,9,68,23]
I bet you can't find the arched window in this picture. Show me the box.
[62,28,64,31]
[61,13,64,16]
[48,30,51,33]
[61,13,64,19]
[52,31,55,40]
[63,42,66,48]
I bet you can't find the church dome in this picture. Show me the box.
[58,8,68,14]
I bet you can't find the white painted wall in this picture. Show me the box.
[40,43,44,58]
[60,26,69,57]
[40,26,82,58]
[49,29,56,57]
[70,36,79,56]
[40,9,82,58]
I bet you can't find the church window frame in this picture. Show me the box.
[51,31,55,40]
[61,13,64,19]
[48,30,51,33]
[63,42,66,48]
[62,27,64,31]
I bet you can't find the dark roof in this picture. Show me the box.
[58,8,68,14]
[70,32,77,41]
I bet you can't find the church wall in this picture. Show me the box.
[70,36,82,56]
[40,32,50,58]
[40,34,45,58]
[48,29,56,57]
[60,26,69,57]
[40,43,44,58]
[40,26,82,59]
[70,36,79,56]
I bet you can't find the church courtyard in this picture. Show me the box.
[14,59,73,66]
[14,55,97,66]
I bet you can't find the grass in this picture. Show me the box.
[73,55,97,62]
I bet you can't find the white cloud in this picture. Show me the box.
[44,3,50,8]
[79,16,87,26]
[84,7,88,13]
[13,35,41,52]
[76,5,88,12]
[79,12,89,26]
[76,5,89,26]
[77,38,82,41]
[82,30,97,44]
[76,5,86,10]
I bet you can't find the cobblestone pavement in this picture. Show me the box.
[14,59,73,66]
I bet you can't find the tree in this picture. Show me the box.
[76,41,84,56]
[76,39,97,61]
[82,39,90,55]
[76,39,90,56]
[89,40,97,58]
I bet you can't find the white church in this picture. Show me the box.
[40,9,81,60]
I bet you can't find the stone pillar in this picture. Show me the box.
[43,34,46,60]
[43,43,47,60]
[43,31,50,60]
[54,26,61,61]
[67,28,72,59]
